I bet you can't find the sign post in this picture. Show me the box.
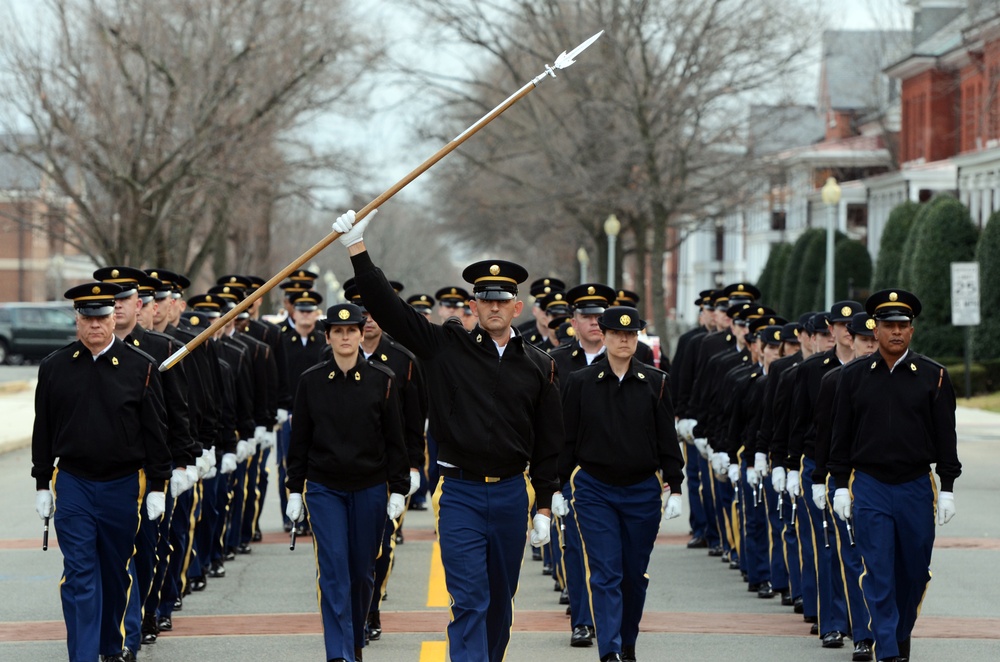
[951,262,981,399]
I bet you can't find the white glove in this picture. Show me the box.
[407,469,421,497]
[36,490,54,519]
[236,440,251,463]
[710,452,729,476]
[693,437,709,459]
[262,430,277,449]
[220,453,238,474]
[812,483,826,510]
[276,408,289,425]
[195,451,211,478]
[663,493,683,520]
[529,513,551,547]
[678,419,697,443]
[727,463,741,485]
[146,491,166,520]
[286,493,304,522]
[832,488,851,521]
[937,491,955,525]
[170,468,192,497]
[754,452,769,477]
[332,208,378,247]
[387,492,406,520]
[185,465,200,486]
[746,466,760,488]
[787,470,801,498]
[551,492,570,518]
[205,466,217,480]
[206,446,217,467]
[771,466,786,492]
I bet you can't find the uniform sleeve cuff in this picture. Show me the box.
[939,478,955,492]
[350,250,375,274]
[36,476,51,490]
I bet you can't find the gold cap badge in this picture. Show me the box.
[566,327,575,337]
[865,319,876,330]
[111,269,119,278]
[841,305,852,317]
[620,314,632,326]
[489,264,500,276]
[205,295,212,302]
[338,309,350,320]
[150,271,158,278]
[774,330,781,340]
[190,316,200,325]
[91,286,101,294]
[889,292,898,302]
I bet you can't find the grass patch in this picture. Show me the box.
[959,392,1000,413]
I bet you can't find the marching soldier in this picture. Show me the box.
[610,289,658,367]
[285,302,410,662]
[830,290,961,662]
[517,277,566,345]
[32,282,172,662]
[333,209,562,662]
[559,305,684,662]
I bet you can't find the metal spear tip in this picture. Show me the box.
[553,30,604,70]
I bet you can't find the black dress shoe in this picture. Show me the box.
[355,646,363,661]
[803,614,817,623]
[852,639,873,661]
[757,582,775,598]
[686,536,708,549]
[720,551,730,563]
[223,548,237,561]
[532,547,543,561]
[157,616,173,631]
[707,546,724,557]
[207,562,226,578]
[570,625,594,647]
[237,542,253,554]
[553,580,562,592]
[542,563,553,576]
[190,576,207,591]
[897,637,910,659]
[780,590,793,606]
[121,648,136,662]
[793,596,804,613]
[366,611,382,641]
[622,644,637,661]
[141,613,159,644]
[409,500,427,511]
[810,623,818,635]
[822,631,845,648]
[173,596,183,610]
[394,531,404,545]
[729,558,740,570]
[559,588,570,605]
[252,530,262,542]
[566,606,571,616]
[601,653,623,662]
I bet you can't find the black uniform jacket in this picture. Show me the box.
[753,351,800,457]
[787,349,841,468]
[286,357,409,496]
[829,349,961,491]
[32,338,172,491]
[351,250,562,509]
[281,324,326,413]
[559,359,684,494]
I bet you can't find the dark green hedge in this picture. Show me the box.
[872,200,920,290]
[778,228,824,317]
[972,211,1000,361]
[756,242,791,307]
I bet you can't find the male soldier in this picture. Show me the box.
[788,303,860,649]
[406,293,435,320]
[830,290,961,662]
[434,286,471,324]
[279,289,327,535]
[93,266,200,655]
[517,277,566,345]
[559,306,684,662]
[32,282,172,662]
[548,281,617,648]
[671,291,712,549]
[333,209,561,662]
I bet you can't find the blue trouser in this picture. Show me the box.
[683,441,708,541]
[801,456,848,635]
[185,481,204,580]
[370,512,399,613]
[54,469,143,661]
[698,451,722,548]
[255,445,271,534]
[852,471,934,660]
[763,478,789,591]
[550,514,565,588]
[124,489,170,651]
[160,486,195,619]
[435,473,531,662]
[277,418,292,527]
[741,460,769,584]
[226,456,250,551]
[425,431,440,494]
[560,483,594,629]
[827,479,873,643]
[241,444,262,544]
[144,488,176,630]
[305,481,387,662]
[781,492,802,600]
[794,461,817,619]
[194,475,220,571]
[572,469,661,659]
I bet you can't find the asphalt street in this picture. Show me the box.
[1,378,998,661]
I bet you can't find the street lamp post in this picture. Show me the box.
[821,177,841,311]
[604,214,621,287]
[576,247,589,284]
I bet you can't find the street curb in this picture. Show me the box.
[0,437,30,455]
[0,380,32,394]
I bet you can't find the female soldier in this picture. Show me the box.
[285,303,409,662]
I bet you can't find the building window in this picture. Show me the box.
[771,211,786,231]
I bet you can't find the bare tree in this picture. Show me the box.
[0,0,379,280]
[401,0,821,335]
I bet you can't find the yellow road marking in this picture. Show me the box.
[419,640,447,661]
[427,541,449,607]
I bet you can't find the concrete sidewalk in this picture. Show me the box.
[0,381,34,455]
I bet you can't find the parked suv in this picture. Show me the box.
[0,302,78,365]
